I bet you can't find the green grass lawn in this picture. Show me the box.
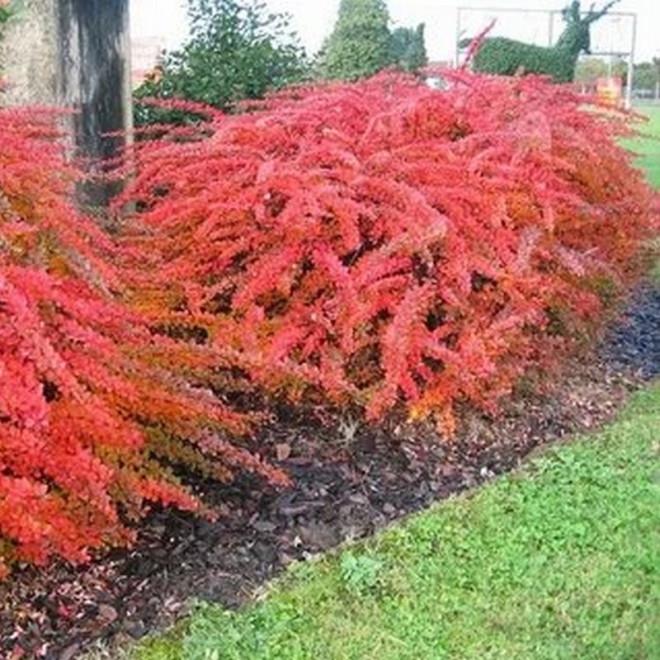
[105,103,660,660]
[630,105,660,284]
[131,384,660,660]
[630,104,660,189]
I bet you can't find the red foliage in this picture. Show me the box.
[0,108,287,578]
[120,72,658,430]
[2,72,658,578]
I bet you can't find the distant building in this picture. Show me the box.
[131,36,167,88]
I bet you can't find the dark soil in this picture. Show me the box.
[600,283,660,378]
[1,283,658,660]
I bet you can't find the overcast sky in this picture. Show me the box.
[130,0,659,63]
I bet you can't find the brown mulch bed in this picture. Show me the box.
[1,284,658,660]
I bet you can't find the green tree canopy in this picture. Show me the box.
[134,0,307,123]
[389,23,428,72]
[320,0,392,81]
[574,56,630,86]
[633,61,660,91]
[0,1,14,34]
[574,56,608,82]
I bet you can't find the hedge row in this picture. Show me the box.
[122,72,657,428]
[0,71,657,576]
[0,108,286,578]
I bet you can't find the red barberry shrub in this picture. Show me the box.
[120,72,658,434]
[0,108,287,579]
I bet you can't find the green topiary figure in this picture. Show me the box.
[320,0,392,81]
[465,0,620,83]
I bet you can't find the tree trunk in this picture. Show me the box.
[1,0,132,207]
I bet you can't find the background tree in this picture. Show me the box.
[134,0,307,124]
[633,61,660,91]
[575,56,627,85]
[389,23,428,73]
[0,0,13,38]
[574,56,608,82]
[612,55,629,85]
[320,0,392,81]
